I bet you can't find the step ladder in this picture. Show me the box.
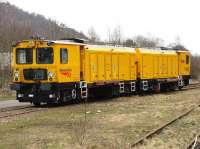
[130,81,136,92]
[80,81,88,99]
[119,82,125,93]
[178,76,184,87]
[142,80,148,91]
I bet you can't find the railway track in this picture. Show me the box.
[0,83,199,122]
[0,105,32,112]
[186,83,200,90]
[0,105,46,119]
[160,83,200,95]
[187,133,200,149]
[131,104,200,148]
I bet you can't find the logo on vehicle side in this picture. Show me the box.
[60,69,72,77]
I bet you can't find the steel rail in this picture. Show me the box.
[0,105,32,112]
[131,105,200,148]
[0,107,45,119]
[186,133,200,149]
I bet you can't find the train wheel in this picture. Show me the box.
[154,83,160,93]
[60,90,72,103]
[124,84,131,96]
[169,83,176,91]
[112,85,120,97]
[178,86,183,90]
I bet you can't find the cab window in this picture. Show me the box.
[36,47,53,64]
[60,48,68,64]
[186,55,189,64]
[16,48,33,64]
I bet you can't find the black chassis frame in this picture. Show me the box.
[138,75,191,91]
[10,82,78,103]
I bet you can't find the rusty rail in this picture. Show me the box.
[131,105,200,148]
[0,106,45,119]
[187,133,200,149]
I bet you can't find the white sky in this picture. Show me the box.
[5,0,200,54]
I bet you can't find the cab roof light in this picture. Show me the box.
[47,41,55,46]
[30,35,46,40]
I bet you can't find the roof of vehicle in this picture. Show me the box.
[86,45,136,53]
[50,40,86,46]
[136,48,178,55]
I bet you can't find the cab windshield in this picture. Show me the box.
[36,47,53,64]
[16,48,33,64]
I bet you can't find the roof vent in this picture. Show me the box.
[160,47,172,50]
[59,38,87,43]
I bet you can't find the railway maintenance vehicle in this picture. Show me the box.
[10,38,191,105]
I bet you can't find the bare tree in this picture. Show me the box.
[168,36,187,50]
[123,38,136,47]
[133,35,163,48]
[106,25,123,46]
[87,26,100,43]
[106,27,112,44]
[111,25,123,45]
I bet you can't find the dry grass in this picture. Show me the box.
[136,107,200,149]
[0,86,15,99]
[0,88,200,149]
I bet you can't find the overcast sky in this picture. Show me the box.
[5,0,200,54]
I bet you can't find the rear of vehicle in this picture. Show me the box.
[177,50,191,88]
[10,39,84,105]
[135,48,189,92]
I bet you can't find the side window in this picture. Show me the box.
[186,55,189,64]
[60,48,68,64]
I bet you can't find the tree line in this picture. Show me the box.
[87,26,187,50]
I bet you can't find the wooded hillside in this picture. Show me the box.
[0,2,87,52]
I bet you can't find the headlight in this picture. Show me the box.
[14,71,19,81]
[48,72,54,78]
[48,72,54,81]
[15,71,19,78]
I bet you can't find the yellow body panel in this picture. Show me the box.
[56,45,80,83]
[83,46,137,83]
[105,55,111,80]
[136,48,179,80]
[12,40,81,83]
[89,53,98,81]
[153,56,159,78]
[130,55,136,80]
[97,54,105,81]
[178,51,190,76]
[119,54,130,80]
[112,54,119,80]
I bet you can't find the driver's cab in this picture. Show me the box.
[12,39,85,84]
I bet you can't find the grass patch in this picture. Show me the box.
[0,89,200,148]
[0,95,15,101]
